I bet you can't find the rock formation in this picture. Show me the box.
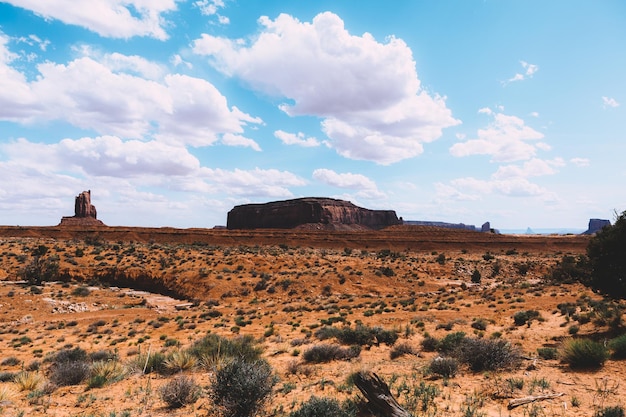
[59,190,106,227]
[582,218,611,235]
[227,197,401,230]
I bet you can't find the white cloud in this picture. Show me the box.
[202,167,306,197]
[274,130,320,147]
[194,0,229,24]
[451,177,550,198]
[192,12,459,165]
[4,0,177,40]
[450,109,544,162]
[0,43,260,145]
[221,133,261,151]
[602,96,619,108]
[570,157,590,167]
[313,168,385,199]
[492,158,564,180]
[503,60,539,85]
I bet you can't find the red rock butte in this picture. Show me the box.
[58,190,106,227]
[226,197,401,230]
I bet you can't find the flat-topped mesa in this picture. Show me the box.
[227,197,401,230]
[59,190,106,227]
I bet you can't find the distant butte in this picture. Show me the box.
[58,190,106,227]
[227,197,401,230]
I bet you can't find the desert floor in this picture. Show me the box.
[0,226,623,417]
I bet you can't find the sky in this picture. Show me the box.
[0,1,624,230]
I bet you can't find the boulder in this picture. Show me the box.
[59,190,105,226]
[227,197,400,230]
[582,218,611,235]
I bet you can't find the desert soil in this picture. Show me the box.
[0,225,623,417]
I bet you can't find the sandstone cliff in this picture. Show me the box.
[227,197,400,230]
[582,218,611,235]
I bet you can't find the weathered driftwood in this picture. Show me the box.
[353,372,411,417]
[507,393,564,409]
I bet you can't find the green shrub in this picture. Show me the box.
[438,332,466,354]
[189,334,261,363]
[302,344,360,363]
[594,406,625,417]
[315,325,398,347]
[389,342,416,360]
[513,310,540,326]
[609,334,626,359]
[428,357,459,378]
[209,358,275,417]
[560,338,609,369]
[587,211,626,298]
[420,335,440,352]
[289,396,355,417]
[160,375,200,408]
[537,347,558,360]
[456,338,521,372]
[471,269,481,284]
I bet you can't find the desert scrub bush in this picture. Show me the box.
[49,360,90,386]
[320,325,398,347]
[289,396,355,417]
[160,374,201,409]
[594,406,625,417]
[302,344,361,363]
[513,310,540,326]
[609,333,626,359]
[389,342,417,360]
[420,334,440,352]
[537,347,558,360]
[1,356,20,366]
[209,358,275,417]
[428,357,459,378]
[14,371,44,391]
[164,350,197,374]
[438,332,467,354]
[560,338,609,369]
[190,334,262,364]
[587,210,626,298]
[456,338,521,372]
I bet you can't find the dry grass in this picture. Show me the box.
[0,230,621,417]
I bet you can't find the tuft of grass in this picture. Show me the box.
[87,360,125,389]
[164,350,197,374]
[13,371,44,392]
[560,338,609,369]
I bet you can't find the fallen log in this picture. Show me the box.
[353,372,411,417]
[507,393,564,409]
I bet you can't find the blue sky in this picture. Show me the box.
[0,1,624,230]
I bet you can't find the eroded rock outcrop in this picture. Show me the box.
[582,218,611,235]
[59,190,105,227]
[227,197,400,230]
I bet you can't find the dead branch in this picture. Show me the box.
[507,393,564,409]
[353,372,411,417]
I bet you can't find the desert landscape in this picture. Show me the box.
[0,223,623,417]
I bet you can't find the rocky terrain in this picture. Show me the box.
[0,225,623,417]
[58,191,105,227]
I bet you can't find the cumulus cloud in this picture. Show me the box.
[449,109,545,162]
[4,0,177,40]
[202,167,306,197]
[221,133,261,151]
[313,168,385,199]
[194,0,229,24]
[0,42,260,145]
[274,130,320,147]
[570,157,590,167]
[602,96,619,108]
[192,12,459,164]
